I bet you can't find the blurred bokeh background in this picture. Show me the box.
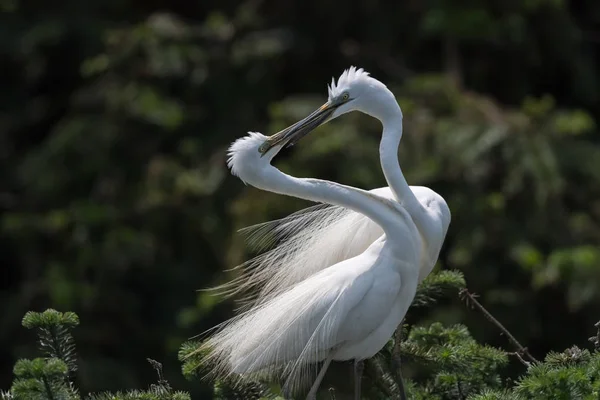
[2,0,600,397]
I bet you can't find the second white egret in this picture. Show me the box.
[217,68,451,312]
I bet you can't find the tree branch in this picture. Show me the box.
[460,288,538,364]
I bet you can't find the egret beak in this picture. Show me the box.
[258,101,339,155]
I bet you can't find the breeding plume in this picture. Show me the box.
[201,68,436,399]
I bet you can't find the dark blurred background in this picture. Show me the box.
[2,0,600,398]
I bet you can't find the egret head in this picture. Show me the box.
[259,66,399,155]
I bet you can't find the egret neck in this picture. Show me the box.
[379,111,439,267]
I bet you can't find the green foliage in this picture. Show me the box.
[22,310,79,374]
[88,388,191,400]
[86,368,192,400]
[13,358,69,381]
[412,270,466,308]
[468,389,519,400]
[179,339,282,399]
[212,380,281,400]
[6,303,600,400]
[178,340,205,381]
[511,348,600,399]
[87,389,191,400]
[366,315,600,400]
[400,323,508,399]
[5,310,190,400]
[9,310,80,399]
[181,269,600,400]
[11,358,76,400]
[465,345,600,400]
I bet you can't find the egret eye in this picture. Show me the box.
[342,93,350,101]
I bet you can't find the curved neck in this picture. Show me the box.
[379,114,422,213]
[379,111,441,269]
[252,166,404,239]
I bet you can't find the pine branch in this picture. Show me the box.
[88,359,191,400]
[399,322,509,398]
[459,288,538,365]
[10,309,193,400]
[10,310,80,400]
[87,390,191,400]
[22,310,80,374]
[412,270,466,308]
[11,358,77,400]
[213,379,278,400]
[544,346,591,366]
[469,389,518,400]
[512,351,600,398]
[178,340,206,381]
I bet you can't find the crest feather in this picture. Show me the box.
[226,132,268,184]
[327,66,370,100]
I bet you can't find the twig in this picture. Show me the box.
[328,387,336,400]
[588,320,600,350]
[507,352,531,368]
[459,288,538,364]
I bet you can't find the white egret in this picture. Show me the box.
[217,68,450,310]
[201,69,432,399]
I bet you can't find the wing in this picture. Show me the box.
[201,259,376,393]
[211,186,394,308]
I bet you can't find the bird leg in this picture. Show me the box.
[396,369,407,400]
[306,355,333,400]
[354,359,364,400]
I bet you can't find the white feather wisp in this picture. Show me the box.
[212,203,385,310]
[196,262,357,395]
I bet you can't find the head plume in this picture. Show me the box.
[327,66,371,100]
[227,132,272,185]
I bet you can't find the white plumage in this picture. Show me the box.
[203,132,421,397]
[215,67,451,311]
[200,67,451,399]
[219,186,449,310]
[327,67,371,98]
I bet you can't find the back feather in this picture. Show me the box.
[210,189,392,309]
